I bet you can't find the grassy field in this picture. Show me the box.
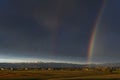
[0,70,120,80]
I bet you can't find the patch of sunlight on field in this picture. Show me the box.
[0,70,120,80]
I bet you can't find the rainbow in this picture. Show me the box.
[87,0,106,64]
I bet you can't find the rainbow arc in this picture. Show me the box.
[87,0,106,64]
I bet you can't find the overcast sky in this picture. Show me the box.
[0,0,120,63]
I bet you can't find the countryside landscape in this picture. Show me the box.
[0,0,120,80]
[0,63,120,80]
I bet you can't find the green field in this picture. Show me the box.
[0,70,120,80]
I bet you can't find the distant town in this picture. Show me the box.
[0,62,120,72]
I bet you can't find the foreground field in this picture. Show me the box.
[0,70,120,80]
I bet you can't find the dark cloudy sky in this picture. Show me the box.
[0,0,119,63]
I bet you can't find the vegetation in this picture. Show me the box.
[0,67,120,80]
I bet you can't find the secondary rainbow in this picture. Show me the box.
[87,0,106,64]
